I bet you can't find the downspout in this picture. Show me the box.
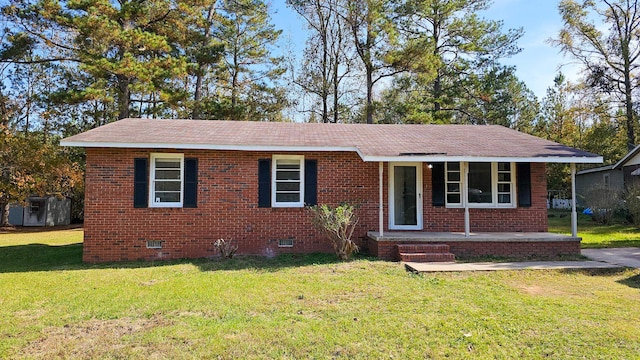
[463,162,470,238]
[379,162,384,237]
[571,163,577,237]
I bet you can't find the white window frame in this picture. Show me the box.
[149,153,184,208]
[445,162,516,208]
[272,155,305,208]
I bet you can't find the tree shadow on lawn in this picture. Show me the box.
[558,268,640,290]
[0,242,376,274]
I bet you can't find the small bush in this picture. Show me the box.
[309,203,359,260]
[214,238,238,259]
[583,185,622,225]
[625,183,640,227]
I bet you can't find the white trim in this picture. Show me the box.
[149,153,184,208]
[389,162,423,230]
[271,155,305,208]
[361,155,603,164]
[60,140,603,164]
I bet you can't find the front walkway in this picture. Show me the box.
[405,260,622,273]
[582,248,640,269]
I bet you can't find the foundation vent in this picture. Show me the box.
[146,240,163,249]
[278,239,294,248]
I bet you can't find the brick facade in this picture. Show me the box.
[83,148,550,262]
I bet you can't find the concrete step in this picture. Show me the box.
[396,244,450,253]
[399,252,456,262]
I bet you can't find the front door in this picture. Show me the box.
[389,163,423,230]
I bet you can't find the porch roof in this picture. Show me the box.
[61,118,602,164]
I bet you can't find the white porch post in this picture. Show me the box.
[571,163,578,237]
[463,162,470,238]
[379,161,384,237]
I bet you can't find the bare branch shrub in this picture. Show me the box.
[309,204,359,260]
[214,238,238,259]
[583,185,622,225]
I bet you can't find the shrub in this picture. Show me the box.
[583,185,622,225]
[625,183,640,227]
[309,203,359,260]
[214,238,238,259]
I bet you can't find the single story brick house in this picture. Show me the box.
[61,118,602,263]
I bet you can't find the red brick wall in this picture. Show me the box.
[372,240,580,261]
[83,149,549,262]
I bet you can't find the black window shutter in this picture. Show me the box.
[517,163,532,207]
[134,158,148,208]
[432,162,445,206]
[304,159,318,206]
[258,159,271,208]
[184,158,198,208]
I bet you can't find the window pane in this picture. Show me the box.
[447,162,460,171]
[498,194,511,204]
[156,170,180,180]
[276,182,300,191]
[156,160,180,168]
[468,163,492,203]
[498,183,511,193]
[276,193,300,202]
[155,181,181,192]
[447,194,461,204]
[276,159,300,167]
[498,162,510,171]
[447,183,460,193]
[155,192,180,203]
[498,173,511,182]
[276,170,300,181]
[448,172,460,181]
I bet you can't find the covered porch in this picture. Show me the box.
[367,231,582,261]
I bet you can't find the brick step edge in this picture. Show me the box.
[396,244,450,253]
[399,252,456,263]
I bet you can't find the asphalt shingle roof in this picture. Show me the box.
[60,118,602,163]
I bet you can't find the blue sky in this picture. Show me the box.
[271,0,579,101]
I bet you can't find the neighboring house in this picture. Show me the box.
[576,145,640,206]
[61,118,601,263]
[8,196,71,227]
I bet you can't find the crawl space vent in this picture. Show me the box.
[146,240,163,249]
[278,239,294,248]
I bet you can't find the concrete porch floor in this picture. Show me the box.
[367,231,580,242]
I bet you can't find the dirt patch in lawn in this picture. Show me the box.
[17,315,172,359]
[512,284,568,297]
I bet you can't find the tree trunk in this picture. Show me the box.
[1,202,9,227]
[117,75,131,120]
[366,65,373,124]
[624,65,635,150]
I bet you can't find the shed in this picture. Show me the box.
[8,196,71,227]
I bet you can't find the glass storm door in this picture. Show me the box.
[389,163,423,230]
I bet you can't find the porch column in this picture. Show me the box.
[463,162,470,238]
[379,161,384,237]
[571,162,577,237]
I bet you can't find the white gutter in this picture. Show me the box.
[60,140,603,164]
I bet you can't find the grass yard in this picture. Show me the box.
[548,209,640,248]
[1,228,640,359]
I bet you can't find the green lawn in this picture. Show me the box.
[1,228,640,358]
[548,209,640,248]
